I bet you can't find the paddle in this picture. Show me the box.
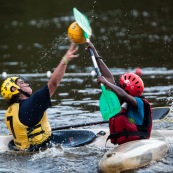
[73,7,121,120]
[52,107,171,131]
[151,107,171,120]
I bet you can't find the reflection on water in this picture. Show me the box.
[1,1,173,173]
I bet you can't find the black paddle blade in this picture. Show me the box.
[51,130,96,147]
[152,107,171,120]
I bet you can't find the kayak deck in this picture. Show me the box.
[99,138,168,173]
[98,129,169,173]
[0,130,96,153]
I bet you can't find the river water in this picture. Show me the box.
[1,0,173,172]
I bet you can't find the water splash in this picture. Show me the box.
[30,146,64,161]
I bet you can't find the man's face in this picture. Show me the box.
[16,78,32,95]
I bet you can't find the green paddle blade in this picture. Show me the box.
[73,7,92,38]
[99,85,121,120]
[73,7,121,120]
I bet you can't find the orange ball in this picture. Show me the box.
[68,22,86,44]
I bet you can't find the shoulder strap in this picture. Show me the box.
[140,98,152,127]
[27,124,45,139]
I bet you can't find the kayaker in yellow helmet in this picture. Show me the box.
[1,43,78,151]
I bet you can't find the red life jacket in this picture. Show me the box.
[107,98,152,145]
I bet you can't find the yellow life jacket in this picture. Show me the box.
[5,103,51,151]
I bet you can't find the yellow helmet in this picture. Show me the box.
[67,22,86,44]
[1,76,20,100]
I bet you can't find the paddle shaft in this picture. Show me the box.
[86,39,102,77]
[52,120,108,131]
[86,38,121,120]
[87,40,106,90]
[52,107,170,131]
[88,47,101,77]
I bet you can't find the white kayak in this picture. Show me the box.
[99,139,167,173]
[0,135,13,152]
[96,129,171,173]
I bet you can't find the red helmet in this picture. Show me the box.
[118,72,144,96]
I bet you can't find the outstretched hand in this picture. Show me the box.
[64,43,79,62]
[49,43,79,97]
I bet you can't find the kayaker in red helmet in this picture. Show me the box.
[86,41,152,145]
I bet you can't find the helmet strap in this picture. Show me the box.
[18,89,31,97]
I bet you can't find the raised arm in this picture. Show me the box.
[86,42,137,107]
[97,76,138,107]
[48,43,78,97]
[86,41,115,84]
